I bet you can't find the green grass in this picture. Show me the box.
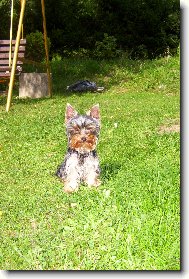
[0,53,180,270]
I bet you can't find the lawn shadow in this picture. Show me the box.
[100,162,121,183]
[0,91,55,108]
[50,55,164,95]
[49,56,141,94]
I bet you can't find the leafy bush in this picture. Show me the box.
[62,48,91,58]
[94,33,120,59]
[129,44,149,60]
[25,31,51,62]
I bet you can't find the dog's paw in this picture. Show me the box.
[63,180,79,193]
[87,178,101,188]
[64,185,78,193]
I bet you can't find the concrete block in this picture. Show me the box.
[19,73,50,98]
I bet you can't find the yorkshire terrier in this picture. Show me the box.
[56,103,101,193]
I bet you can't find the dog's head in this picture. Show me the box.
[65,103,100,153]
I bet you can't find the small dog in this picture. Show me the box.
[56,103,101,193]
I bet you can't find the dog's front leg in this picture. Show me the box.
[84,155,101,188]
[57,154,81,193]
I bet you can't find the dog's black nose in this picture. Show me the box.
[81,137,86,142]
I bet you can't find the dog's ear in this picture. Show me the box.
[87,104,100,120]
[65,103,78,123]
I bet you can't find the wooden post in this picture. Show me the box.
[6,0,26,112]
[9,0,14,67]
[41,0,52,97]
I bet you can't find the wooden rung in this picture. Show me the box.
[0,46,25,52]
[0,72,20,77]
[0,66,11,71]
[0,60,23,65]
[0,73,11,77]
[0,53,25,59]
[0,66,22,75]
[0,39,26,45]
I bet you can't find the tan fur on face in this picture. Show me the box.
[69,134,97,153]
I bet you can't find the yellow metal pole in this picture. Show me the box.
[9,0,14,66]
[41,0,52,97]
[20,0,24,39]
[6,0,26,112]
[21,24,24,39]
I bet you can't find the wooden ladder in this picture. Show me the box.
[0,39,26,85]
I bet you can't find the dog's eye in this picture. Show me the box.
[72,129,80,135]
[85,127,94,133]
[68,126,80,135]
[86,125,95,130]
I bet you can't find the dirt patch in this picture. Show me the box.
[158,123,180,134]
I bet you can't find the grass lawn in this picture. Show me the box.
[0,53,180,270]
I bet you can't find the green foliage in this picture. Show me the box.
[0,54,180,270]
[129,44,149,60]
[0,0,18,39]
[25,31,51,62]
[94,33,120,59]
[0,0,180,59]
[61,48,91,59]
[96,0,180,59]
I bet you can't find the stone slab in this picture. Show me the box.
[19,73,50,98]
